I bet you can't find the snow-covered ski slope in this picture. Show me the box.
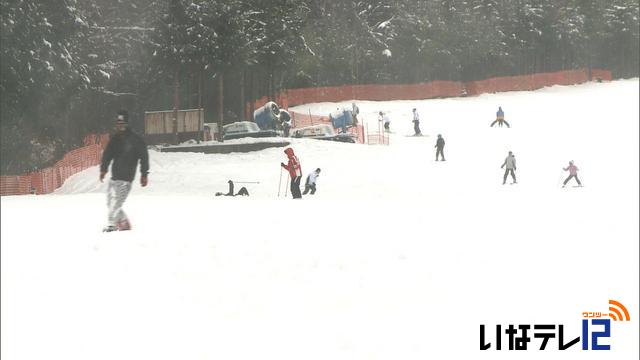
[2,79,638,359]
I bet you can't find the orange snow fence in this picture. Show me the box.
[2,69,612,196]
[1,133,109,196]
[246,68,610,145]
[249,68,611,114]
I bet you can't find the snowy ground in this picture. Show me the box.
[2,79,638,359]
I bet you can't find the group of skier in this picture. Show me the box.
[99,105,582,231]
[280,147,321,199]
[377,107,422,136]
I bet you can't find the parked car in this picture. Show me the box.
[292,124,356,143]
[222,121,279,140]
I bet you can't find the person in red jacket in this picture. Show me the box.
[281,147,302,199]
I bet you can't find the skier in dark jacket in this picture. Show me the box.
[100,110,149,231]
[435,134,445,161]
[281,147,302,199]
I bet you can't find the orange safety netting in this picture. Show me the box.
[250,68,611,113]
[1,133,109,196]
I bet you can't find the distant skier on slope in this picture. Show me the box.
[100,110,149,232]
[303,168,321,195]
[435,134,446,161]
[500,151,517,185]
[412,108,422,136]
[351,103,360,125]
[491,106,510,128]
[282,120,291,137]
[281,147,302,199]
[562,161,582,187]
[378,111,390,132]
[383,113,391,131]
[280,110,292,137]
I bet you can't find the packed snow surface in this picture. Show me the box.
[2,79,638,359]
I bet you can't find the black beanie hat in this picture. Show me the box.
[116,110,129,123]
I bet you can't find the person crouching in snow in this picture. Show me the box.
[562,161,582,187]
[281,147,302,199]
[383,113,391,131]
[215,180,248,196]
[491,106,510,128]
[303,168,321,195]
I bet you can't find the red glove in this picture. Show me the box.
[99,171,106,182]
[140,175,148,187]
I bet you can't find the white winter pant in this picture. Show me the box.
[107,180,132,226]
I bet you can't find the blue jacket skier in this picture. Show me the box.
[491,106,510,128]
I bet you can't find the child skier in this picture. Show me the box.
[562,161,582,187]
[303,168,321,195]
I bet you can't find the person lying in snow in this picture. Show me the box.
[215,180,249,196]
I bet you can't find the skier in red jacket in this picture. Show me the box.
[281,147,302,199]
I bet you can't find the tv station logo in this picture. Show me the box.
[480,299,630,351]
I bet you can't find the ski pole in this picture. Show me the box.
[285,176,289,197]
[278,168,283,196]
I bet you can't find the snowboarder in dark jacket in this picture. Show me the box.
[100,110,149,231]
[435,134,445,161]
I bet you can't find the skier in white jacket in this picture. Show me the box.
[303,168,321,195]
[500,151,517,185]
